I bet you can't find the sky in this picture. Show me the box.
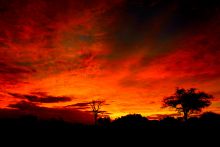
[0,0,220,123]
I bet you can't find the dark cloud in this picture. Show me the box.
[0,62,35,74]
[30,92,47,97]
[0,0,113,48]
[0,0,219,76]
[96,0,220,60]
[0,0,120,81]
[6,101,93,124]
[7,93,24,98]
[66,101,109,114]
[72,107,91,110]
[8,101,40,110]
[0,61,36,85]
[0,0,219,60]
[24,95,71,103]
[8,92,72,103]
[66,102,90,110]
[68,102,90,107]
[98,0,165,57]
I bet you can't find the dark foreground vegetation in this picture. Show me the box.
[0,112,219,145]
[0,112,219,132]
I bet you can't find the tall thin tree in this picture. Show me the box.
[89,100,105,125]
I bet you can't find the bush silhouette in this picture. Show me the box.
[112,114,148,128]
[98,117,111,126]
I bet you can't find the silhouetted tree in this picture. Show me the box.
[113,114,148,128]
[162,88,213,121]
[89,100,105,125]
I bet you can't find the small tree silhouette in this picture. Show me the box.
[162,87,213,121]
[89,100,105,125]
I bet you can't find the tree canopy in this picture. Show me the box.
[162,88,213,121]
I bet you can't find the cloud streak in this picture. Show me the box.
[8,100,39,110]
[8,92,72,103]
[6,101,93,124]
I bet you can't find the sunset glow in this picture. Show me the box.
[0,0,220,123]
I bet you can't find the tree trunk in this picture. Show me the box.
[183,110,188,122]
[94,113,98,125]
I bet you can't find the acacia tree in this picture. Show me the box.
[89,100,105,125]
[162,88,213,121]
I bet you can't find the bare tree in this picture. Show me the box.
[89,100,105,125]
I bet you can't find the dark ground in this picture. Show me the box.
[0,113,219,145]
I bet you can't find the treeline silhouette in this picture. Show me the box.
[0,112,219,145]
[0,87,219,143]
[0,112,219,131]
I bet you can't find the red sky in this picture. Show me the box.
[0,0,220,122]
